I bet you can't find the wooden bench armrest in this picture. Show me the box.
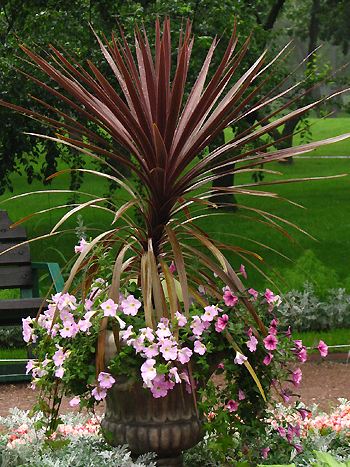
[31,262,64,293]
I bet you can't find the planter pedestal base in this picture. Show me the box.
[157,455,183,466]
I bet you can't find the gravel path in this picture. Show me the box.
[0,360,349,418]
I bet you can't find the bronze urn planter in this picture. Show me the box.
[102,332,203,466]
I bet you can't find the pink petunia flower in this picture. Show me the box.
[53,347,67,367]
[234,352,247,365]
[263,334,278,351]
[217,362,225,370]
[238,389,246,400]
[292,368,302,386]
[194,340,207,355]
[296,346,307,363]
[121,295,142,316]
[69,396,80,407]
[92,386,107,401]
[202,305,220,322]
[169,367,181,384]
[263,353,273,366]
[261,447,270,459]
[175,311,187,327]
[143,343,159,358]
[317,340,328,358]
[101,299,118,317]
[215,314,229,332]
[177,347,193,364]
[223,288,238,307]
[246,335,258,352]
[97,371,116,389]
[150,374,170,398]
[160,339,178,361]
[239,264,247,279]
[140,359,157,388]
[226,399,239,412]
[74,238,89,254]
[190,316,206,336]
[248,288,258,300]
[22,317,36,343]
[55,367,65,378]
[169,261,176,274]
[60,321,79,339]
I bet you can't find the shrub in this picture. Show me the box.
[278,283,350,331]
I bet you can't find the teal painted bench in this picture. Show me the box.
[0,210,64,382]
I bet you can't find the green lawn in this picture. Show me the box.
[293,328,350,353]
[1,117,350,293]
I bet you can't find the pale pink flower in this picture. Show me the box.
[84,299,93,311]
[177,347,193,364]
[223,288,238,307]
[269,325,278,336]
[292,368,302,386]
[60,309,74,323]
[215,314,229,332]
[143,343,159,358]
[139,327,155,342]
[58,293,77,311]
[97,371,116,389]
[150,374,170,398]
[78,319,92,333]
[194,340,206,355]
[141,359,157,388]
[22,317,36,343]
[132,337,146,353]
[238,389,246,400]
[285,326,292,338]
[69,396,80,407]
[263,353,273,366]
[263,334,278,351]
[60,322,78,338]
[318,340,328,358]
[101,299,118,317]
[246,335,258,352]
[160,339,178,361]
[120,325,134,341]
[55,367,65,378]
[239,264,247,279]
[261,447,270,459]
[247,327,253,337]
[248,288,258,300]
[226,399,239,412]
[234,352,247,365]
[121,295,141,316]
[202,305,219,322]
[169,367,181,384]
[53,347,67,367]
[169,261,176,274]
[74,238,89,254]
[92,386,107,401]
[190,316,206,336]
[175,311,187,327]
[25,359,35,375]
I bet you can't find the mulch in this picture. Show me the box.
[0,360,349,418]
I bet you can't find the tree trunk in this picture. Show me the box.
[210,130,237,211]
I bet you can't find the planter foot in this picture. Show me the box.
[156,454,183,466]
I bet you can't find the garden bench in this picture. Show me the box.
[0,210,64,381]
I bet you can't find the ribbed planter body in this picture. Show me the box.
[102,332,203,466]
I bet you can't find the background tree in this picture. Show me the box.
[0,0,349,201]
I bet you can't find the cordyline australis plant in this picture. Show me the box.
[1,19,349,396]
